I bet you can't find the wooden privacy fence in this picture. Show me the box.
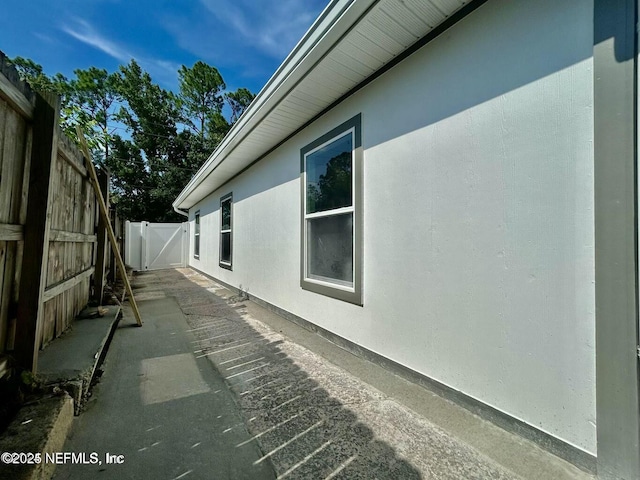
[41,133,97,346]
[0,53,111,372]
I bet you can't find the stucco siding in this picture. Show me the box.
[189,0,596,454]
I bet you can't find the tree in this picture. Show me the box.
[7,56,67,95]
[114,60,180,161]
[68,67,119,162]
[108,135,152,221]
[108,60,184,221]
[8,57,111,152]
[225,87,255,123]
[178,61,225,137]
[206,111,230,146]
[8,55,257,222]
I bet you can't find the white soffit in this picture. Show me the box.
[174,0,470,210]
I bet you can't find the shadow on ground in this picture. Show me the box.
[132,269,515,480]
[133,269,420,479]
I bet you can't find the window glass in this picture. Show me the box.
[307,213,353,284]
[219,194,232,268]
[194,212,200,257]
[220,232,231,264]
[306,133,352,214]
[221,200,231,230]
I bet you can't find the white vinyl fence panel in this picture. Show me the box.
[125,221,188,271]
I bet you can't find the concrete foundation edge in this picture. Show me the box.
[0,394,74,480]
[191,267,597,474]
[39,305,121,415]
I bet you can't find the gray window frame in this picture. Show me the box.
[300,114,362,305]
[194,210,200,259]
[219,193,233,270]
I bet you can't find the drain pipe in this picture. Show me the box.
[173,204,188,217]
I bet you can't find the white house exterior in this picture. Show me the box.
[174,1,640,478]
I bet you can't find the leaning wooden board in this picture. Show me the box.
[76,126,143,327]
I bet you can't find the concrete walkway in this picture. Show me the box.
[55,268,593,480]
[53,285,275,479]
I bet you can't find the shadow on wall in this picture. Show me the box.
[147,269,422,479]
[212,0,594,207]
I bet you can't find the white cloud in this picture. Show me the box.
[198,0,321,59]
[60,18,179,86]
[62,18,131,62]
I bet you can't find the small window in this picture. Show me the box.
[220,193,232,269]
[194,211,200,258]
[301,114,362,304]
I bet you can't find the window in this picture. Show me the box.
[301,114,362,305]
[194,211,200,258]
[219,193,232,269]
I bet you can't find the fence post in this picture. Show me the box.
[93,169,109,304]
[107,210,120,284]
[14,91,59,372]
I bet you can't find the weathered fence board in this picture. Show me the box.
[0,69,33,119]
[13,89,58,371]
[0,51,108,370]
[0,56,34,363]
[37,134,97,349]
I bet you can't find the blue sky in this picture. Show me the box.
[0,0,328,95]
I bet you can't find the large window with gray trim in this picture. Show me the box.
[301,114,362,305]
[219,193,232,269]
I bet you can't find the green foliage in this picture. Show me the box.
[7,57,82,143]
[68,67,120,159]
[8,56,68,95]
[307,152,352,213]
[225,87,255,123]
[20,370,38,390]
[206,111,231,146]
[178,61,225,136]
[9,56,255,222]
[61,67,119,158]
[115,60,180,157]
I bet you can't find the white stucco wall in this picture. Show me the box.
[189,0,595,454]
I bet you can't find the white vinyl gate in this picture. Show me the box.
[125,221,188,271]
